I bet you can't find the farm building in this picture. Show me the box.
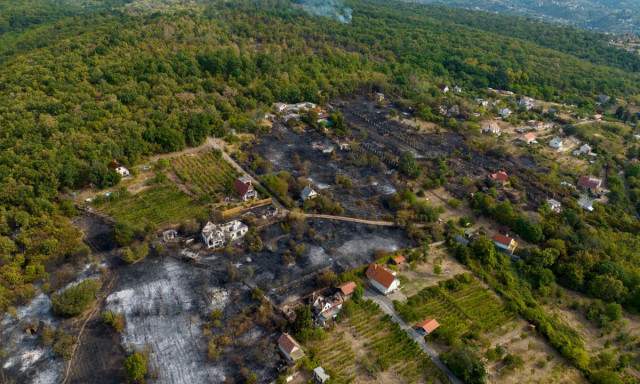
[338,281,357,297]
[366,262,399,295]
[278,333,305,364]
[417,318,440,335]
[547,198,562,213]
[201,220,248,249]
[491,233,518,255]
[549,137,563,150]
[392,255,406,265]
[519,132,536,144]
[577,176,603,194]
[234,176,257,201]
[301,186,318,202]
[488,171,510,187]
[313,367,330,383]
[483,122,501,135]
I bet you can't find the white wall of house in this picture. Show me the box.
[369,277,399,295]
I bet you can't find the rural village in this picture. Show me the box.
[3,86,640,384]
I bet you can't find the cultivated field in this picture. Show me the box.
[94,183,206,228]
[171,149,241,198]
[307,300,444,384]
[397,275,516,337]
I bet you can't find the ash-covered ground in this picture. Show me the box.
[250,122,398,219]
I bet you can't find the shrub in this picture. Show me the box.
[448,198,462,209]
[52,279,101,317]
[121,242,150,264]
[124,351,148,383]
[102,311,125,333]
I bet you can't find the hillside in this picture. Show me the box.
[414,0,640,36]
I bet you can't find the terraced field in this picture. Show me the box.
[308,301,443,384]
[397,275,516,337]
[171,149,241,196]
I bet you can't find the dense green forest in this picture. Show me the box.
[0,0,639,320]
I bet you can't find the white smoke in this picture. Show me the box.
[295,0,353,23]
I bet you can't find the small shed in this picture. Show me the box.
[392,255,406,265]
[313,367,330,383]
[417,318,440,335]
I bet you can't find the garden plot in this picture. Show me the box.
[171,148,241,198]
[307,301,444,384]
[249,122,397,219]
[396,276,516,342]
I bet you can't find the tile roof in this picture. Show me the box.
[489,171,509,182]
[365,262,397,289]
[338,281,357,296]
[393,256,406,264]
[492,233,514,247]
[577,176,601,190]
[417,318,440,333]
[234,178,254,196]
[278,333,301,355]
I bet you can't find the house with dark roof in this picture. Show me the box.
[438,84,449,93]
[417,318,440,335]
[300,186,318,202]
[366,262,399,295]
[577,176,602,194]
[278,333,305,363]
[234,177,257,201]
[492,233,518,255]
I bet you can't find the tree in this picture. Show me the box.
[472,236,497,268]
[52,279,101,317]
[588,275,627,303]
[443,345,487,384]
[124,351,147,383]
[399,151,421,179]
[590,370,622,384]
[293,306,313,342]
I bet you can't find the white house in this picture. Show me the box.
[115,166,130,177]
[498,108,512,117]
[578,197,595,212]
[366,262,399,295]
[547,198,562,213]
[438,84,449,93]
[201,220,248,249]
[483,122,501,135]
[475,98,489,107]
[300,186,318,202]
[278,333,305,363]
[573,144,596,157]
[549,137,563,150]
[313,367,330,384]
[491,233,518,254]
[519,97,534,110]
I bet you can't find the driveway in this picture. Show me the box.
[364,288,463,384]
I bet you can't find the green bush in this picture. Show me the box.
[124,351,148,383]
[102,311,125,333]
[52,279,101,317]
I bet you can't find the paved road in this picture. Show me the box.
[364,288,463,384]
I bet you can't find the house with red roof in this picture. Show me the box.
[366,262,399,295]
[577,176,603,194]
[234,176,257,201]
[278,333,305,363]
[492,233,518,254]
[488,171,510,187]
[417,318,440,335]
[519,132,536,144]
[392,255,406,265]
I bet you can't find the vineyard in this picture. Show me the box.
[308,300,443,384]
[396,275,516,339]
[171,149,241,198]
[96,184,206,228]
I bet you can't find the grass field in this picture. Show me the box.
[396,275,516,340]
[171,149,241,197]
[94,183,206,228]
[307,300,444,384]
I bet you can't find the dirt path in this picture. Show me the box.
[303,213,398,226]
[62,269,120,384]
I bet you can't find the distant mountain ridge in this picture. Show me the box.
[412,0,640,35]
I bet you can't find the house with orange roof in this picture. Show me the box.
[519,132,536,144]
[338,281,357,297]
[488,171,510,187]
[392,255,406,265]
[366,262,399,295]
[417,318,440,335]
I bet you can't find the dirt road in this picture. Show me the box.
[364,288,463,384]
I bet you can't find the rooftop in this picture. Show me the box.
[365,262,397,289]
